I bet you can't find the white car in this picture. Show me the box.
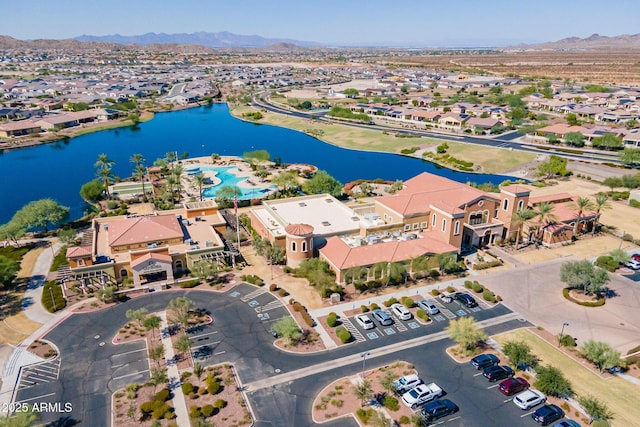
[354,314,375,330]
[513,389,546,410]
[439,293,453,303]
[416,299,439,315]
[401,382,443,408]
[390,303,412,321]
[392,374,423,395]
[625,259,640,270]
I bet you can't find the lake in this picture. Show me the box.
[0,104,516,224]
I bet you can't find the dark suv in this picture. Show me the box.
[420,399,458,422]
[456,293,478,308]
[532,404,564,426]
[483,365,515,382]
[470,353,499,370]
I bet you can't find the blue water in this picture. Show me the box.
[0,104,516,224]
[187,165,276,199]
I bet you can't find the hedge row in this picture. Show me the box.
[42,281,66,313]
[292,301,315,327]
[180,279,200,288]
[473,260,503,270]
[241,274,264,286]
[562,288,606,307]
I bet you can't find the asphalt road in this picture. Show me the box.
[15,285,526,426]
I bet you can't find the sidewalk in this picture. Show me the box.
[22,241,63,324]
[159,312,189,423]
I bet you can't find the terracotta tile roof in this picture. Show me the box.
[66,246,92,258]
[500,184,531,196]
[107,216,183,247]
[377,172,496,216]
[131,252,172,268]
[284,223,314,236]
[529,193,574,204]
[320,235,457,270]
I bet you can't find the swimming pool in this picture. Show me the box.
[187,165,276,200]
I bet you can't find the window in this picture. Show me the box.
[404,224,410,231]
[420,222,427,228]
[120,268,128,277]
[441,218,447,232]
[412,223,419,230]
[301,241,307,252]
[469,212,483,225]
[432,214,437,227]
[77,259,85,266]
[291,241,297,252]
[502,198,509,211]
[494,209,498,218]
[518,200,524,210]
[454,221,460,235]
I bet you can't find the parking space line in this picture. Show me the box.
[487,384,499,389]
[189,331,218,340]
[473,372,483,377]
[113,369,150,380]
[16,392,56,403]
[192,341,220,350]
[214,351,226,355]
[113,348,147,357]
[256,300,283,312]
[240,288,268,302]
[520,411,534,417]
[341,318,365,343]
[503,398,512,403]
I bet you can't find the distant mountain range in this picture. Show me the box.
[74,31,320,49]
[513,33,640,49]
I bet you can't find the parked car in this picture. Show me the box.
[354,314,375,330]
[632,253,640,262]
[470,353,500,370]
[456,292,478,308]
[498,377,530,396]
[401,382,444,409]
[552,419,580,427]
[439,293,453,303]
[625,259,640,270]
[371,309,394,326]
[420,398,458,422]
[483,365,515,382]
[392,374,423,395]
[513,389,546,410]
[532,404,564,426]
[416,299,439,315]
[390,303,412,321]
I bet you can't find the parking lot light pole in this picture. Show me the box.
[360,351,370,376]
[559,322,569,347]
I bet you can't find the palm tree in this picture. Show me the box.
[94,154,114,198]
[135,164,147,200]
[130,153,147,199]
[592,193,611,235]
[166,151,177,170]
[171,164,184,200]
[571,196,595,237]
[534,202,557,243]
[164,174,178,204]
[511,208,536,249]
[191,172,207,201]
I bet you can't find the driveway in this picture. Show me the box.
[476,257,640,353]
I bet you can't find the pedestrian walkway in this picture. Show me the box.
[159,312,189,424]
[23,241,63,324]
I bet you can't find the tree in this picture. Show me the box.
[125,308,148,325]
[58,228,78,245]
[511,208,536,248]
[190,260,219,281]
[14,199,69,232]
[243,149,270,167]
[408,255,430,279]
[0,220,27,246]
[566,113,579,126]
[564,132,585,147]
[211,153,221,162]
[271,317,302,344]
[343,88,359,97]
[577,395,613,421]
[264,240,286,265]
[80,179,105,203]
[0,255,20,286]
[536,155,570,179]
[534,365,572,397]
[602,177,622,193]
[167,296,195,329]
[174,333,192,354]
[215,185,242,208]
[592,134,623,151]
[143,315,162,338]
[580,340,622,372]
[95,285,116,303]
[560,260,610,295]
[358,182,374,197]
[621,173,639,189]
[353,379,373,406]
[592,193,611,234]
[446,317,488,355]
[533,201,557,243]
[94,153,115,198]
[502,340,537,370]
[302,170,343,197]
[0,407,39,427]
[620,148,640,167]
[380,371,397,393]
[149,367,168,392]
[148,344,165,367]
[571,196,595,237]
[272,170,299,196]
[193,361,204,380]
[190,172,207,201]
[608,248,631,265]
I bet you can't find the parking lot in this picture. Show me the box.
[345,293,495,344]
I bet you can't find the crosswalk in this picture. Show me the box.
[340,318,366,343]
[240,288,268,302]
[18,359,61,391]
[255,300,283,313]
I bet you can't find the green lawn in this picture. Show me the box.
[495,329,639,426]
[231,106,535,175]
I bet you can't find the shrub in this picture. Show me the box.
[370,303,379,310]
[154,388,170,402]
[206,375,222,395]
[416,309,430,322]
[446,286,455,293]
[179,279,200,288]
[335,326,352,344]
[292,302,303,312]
[189,405,202,418]
[472,282,484,293]
[558,333,577,347]
[383,394,399,411]
[356,408,369,423]
[384,297,399,307]
[301,311,315,327]
[361,305,370,313]
[326,315,338,327]
[399,415,411,424]
[201,404,215,417]
[431,289,441,296]
[181,383,194,395]
[269,283,278,292]
[534,365,573,397]
[278,288,289,297]
[140,401,154,414]
[595,255,619,272]
[482,289,496,303]
[213,399,227,409]
[402,296,414,308]
[41,281,66,313]
[562,288,606,307]
[152,403,170,420]
[429,269,440,279]
[474,260,503,270]
[464,280,473,289]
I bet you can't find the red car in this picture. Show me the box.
[632,253,640,262]
[498,377,530,396]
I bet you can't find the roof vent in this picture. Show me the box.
[321,221,331,226]
[298,202,307,207]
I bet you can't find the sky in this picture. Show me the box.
[5,0,640,47]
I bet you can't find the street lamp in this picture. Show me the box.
[49,286,57,312]
[559,322,569,347]
[360,351,370,375]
